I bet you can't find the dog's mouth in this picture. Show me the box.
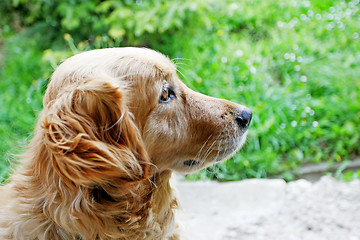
[183,160,200,167]
[176,132,248,173]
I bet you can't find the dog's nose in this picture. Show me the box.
[235,108,252,128]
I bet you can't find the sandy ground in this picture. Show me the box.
[174,176,360,240]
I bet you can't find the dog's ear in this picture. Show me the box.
[42,77,150,186]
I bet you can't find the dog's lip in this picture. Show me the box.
[183,160,200,167]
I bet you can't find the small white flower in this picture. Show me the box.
[235,49,244,57]
[307,10,314,18]
[249,66,256,74]
[300,75,308,82]
[291,17,299,25]
[300,14,308,21]
[246,59,253,66]
[290,53,296,62]
[312,121,319,127]
[327,22,335,30]
[303,1,311,7]
[338,22,345,31]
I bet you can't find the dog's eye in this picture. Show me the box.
[159,87,176,103]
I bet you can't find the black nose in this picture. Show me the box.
[235,108,252,128]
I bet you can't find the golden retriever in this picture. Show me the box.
[0,47,252,239]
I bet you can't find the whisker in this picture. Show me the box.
[213,138,232,178]
[201,133,221,162]
[203,139,223,176]
[194,135,213,163]
[171,58,192,62]
[174,62,190,68]
[215,139,223,162]
[176,68,187,80]
[174,62,189,65]
[196,133,222,173]
[177,62,190,67]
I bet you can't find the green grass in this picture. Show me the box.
[159,0,360,180]
[1,0,360,181]
[0,35,51,181]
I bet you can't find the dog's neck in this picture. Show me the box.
[9,151,178,239]
[51,170,177,239]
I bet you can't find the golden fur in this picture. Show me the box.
[0,47,251,239]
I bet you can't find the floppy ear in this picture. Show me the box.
[42,77,150,186]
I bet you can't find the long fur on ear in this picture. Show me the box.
[42,77,150,186]
[26,77,157,239]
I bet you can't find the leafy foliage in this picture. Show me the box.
[1,0,360,181]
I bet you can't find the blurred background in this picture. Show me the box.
[0,0,359,182]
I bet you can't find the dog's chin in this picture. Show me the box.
[172,131,248,174]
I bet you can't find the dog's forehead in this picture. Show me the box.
[113,48,178,84]
[48,48,177,96]
[121,48,175,69]
[102,47,176,73]
[57,47,176,77]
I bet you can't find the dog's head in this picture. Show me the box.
[43,47,251,184]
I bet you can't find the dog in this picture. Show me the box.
[0,47,252,239]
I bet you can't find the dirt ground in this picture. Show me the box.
[174,176,360,240]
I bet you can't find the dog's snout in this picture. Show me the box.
[235,108,252,128]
